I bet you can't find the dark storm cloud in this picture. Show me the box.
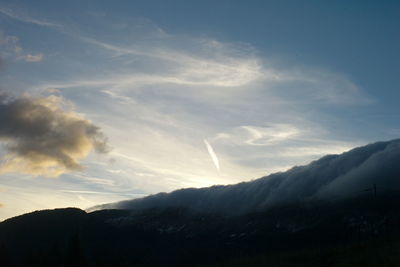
[93,139,400,215]
[0,93,110,177]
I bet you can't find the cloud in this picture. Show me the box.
[0,32,44,63]
[94,139,400,215]
[316,140,400,199]
[208,123,357,173]
[74,36,266,89]
[0,32,21,57]
[0,203,3,208]
[0,7,60,28]
[37,32,368,107]
[18,53,43,62]
[0,93,110,177]
[215,124,301,146]
[204,139,220,172]
[22,16,366,106]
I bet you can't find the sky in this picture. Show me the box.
[0,0,399,221]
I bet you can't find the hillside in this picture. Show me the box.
[1,193,400,266]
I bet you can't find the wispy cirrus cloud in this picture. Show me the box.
[204,139,220,172]
[1,9,264,89]
[0,7,61,28]
[36,33,368,106]
[0,8,367,105]
[27,20,368,183]
[240,125,300,146]
[75,36,266,88]
[207,123,359,175]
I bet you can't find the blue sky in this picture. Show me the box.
[0,0,399,220]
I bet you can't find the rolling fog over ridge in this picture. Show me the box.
[3,138,400,266]
[91,138,400,215]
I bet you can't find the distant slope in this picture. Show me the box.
[92,139,400,215]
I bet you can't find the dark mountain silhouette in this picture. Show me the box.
[1,139,400,266]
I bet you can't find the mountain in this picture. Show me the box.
[2,194,400,266]
[1,139,400,266]
[92,139,400,215]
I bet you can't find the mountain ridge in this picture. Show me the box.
[2,192,400,266]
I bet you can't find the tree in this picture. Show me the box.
[0,242,11,267]
[66,232,87,267]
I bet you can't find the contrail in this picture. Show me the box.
[204,139,220,172]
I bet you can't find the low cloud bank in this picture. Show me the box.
[0,93,109,177]
[94,139,400,215]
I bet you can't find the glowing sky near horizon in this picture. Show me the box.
[0,0,399,221]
